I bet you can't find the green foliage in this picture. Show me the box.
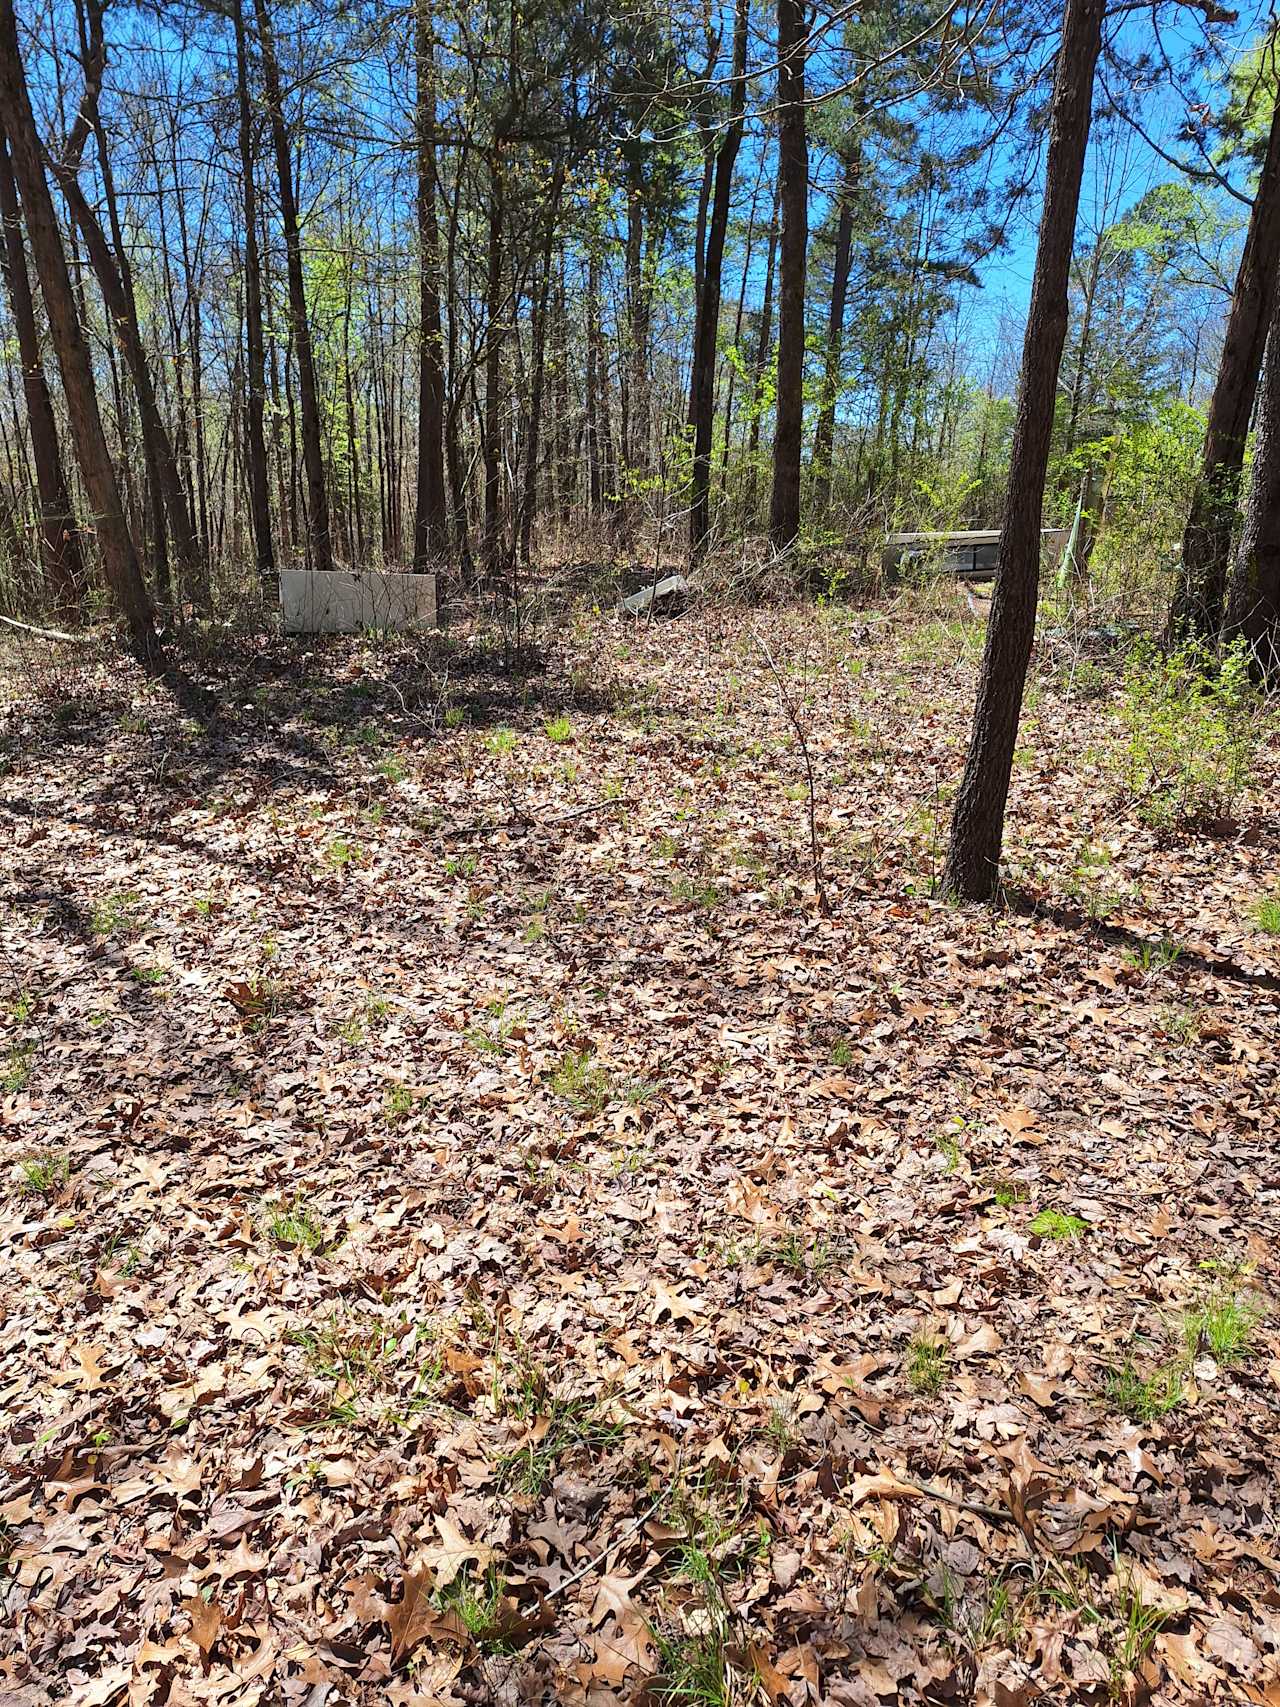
[1105,1357,1183,1422]
[1119,638,1260,827]
[325,836,359,871]
[20,1151,69,1195]
[486,727,518,755]
[544,713,573,743]
[1183,1267,1262,1365]
[383,1082,416,1125]
[1252,895,1280,935]
[3,1041,35,1093]
[671,876,721,910]
[266,1198,325,1252]
[91,890,144,937]
[1029,1209,1088,1241]
[1088,403,1204,600]
[906,1333,948,1395]
[549,1047,612,1112]
[1064,837,1125,921]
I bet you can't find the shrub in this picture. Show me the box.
[1118,638,1261,828]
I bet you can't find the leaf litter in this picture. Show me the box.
[1,601,1278,1705]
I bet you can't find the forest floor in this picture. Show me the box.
[2,592,1279,1707]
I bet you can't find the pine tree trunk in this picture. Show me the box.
[413,6,448,579]
[811,144,860,517]
[745,183,779,525]
[768,0,807,553]
[688,0,748,566]
[942,0,1103,902]
[253,0,334,575]
[1227,306,1280,679]
[0,0,159,664]
[235,0,274,584]
[482,165,505,577]
[1172,75,1280,638]
[0,127,83,619]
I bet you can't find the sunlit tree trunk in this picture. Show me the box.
[1228,306,1280,679]
[253,0,334,575]
[0,0,159,665]
[1173,77,1280,638]
[234,0,274,584]
[0,128,83,619]
[943,0,1103,902]
[688,0,748,566]
[414,5,448,579]
[769,0,807,553]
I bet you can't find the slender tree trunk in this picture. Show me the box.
[0,0,158,664]
[811,143,861,516]
[745,182,779,525]
[1172,74,1280,637]
[586,241,603,519]
[0,127,83,618]
[1227,304,1280,678]
[482,162,505,577]
[688,0,748,566]
[942,0,1103,902]
[253,0,334,574]
[769,0,807,553]
[59,4,202,604]
[413,5,448,578]
[235,0,274,583]
[520,173,563,568]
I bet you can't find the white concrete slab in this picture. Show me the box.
[280,568,436,634]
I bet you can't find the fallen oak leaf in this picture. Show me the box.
[386,1563,470,1663]
[182,1593,222,1672]
[650,1277,705,1324]
[418,1513,499,1591]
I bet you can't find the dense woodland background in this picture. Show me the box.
[1,0,1279,655]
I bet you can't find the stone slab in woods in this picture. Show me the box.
[280,568,437,634]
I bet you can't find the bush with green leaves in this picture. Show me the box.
[1118,638,1261,828]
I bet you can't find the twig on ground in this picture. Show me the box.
[752,629,830,917]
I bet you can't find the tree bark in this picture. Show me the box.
[0,125,83,618]
[482,162,505,577]
[234,0,274,583]
[0,0,159,665]
[745,180,779,525]
[1172,74,1280,637]
[688,0,748,565]
[413,5,448,578]
[942,0,1103,902]
[768,0,807,553]
[253,0,334,575]
[811,142,860,517]
[1227,305,1280,679]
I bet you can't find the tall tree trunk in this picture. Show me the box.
[253,0,334,574]
[59,2,202,605]
[413,5,448,578]
[0,127,83,618]
[482,162,505,577]
[942,0,1103,902]
[811,143,861,517]
[688,0,748,565]
[235,0,274,583]
[745,181,779,525]
[1172,75,1280,637]
[520,174,563,568]
[1227,304,1280,678]
[0,0,159,665]
[585,241,603,518]
[768,0,807,553]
